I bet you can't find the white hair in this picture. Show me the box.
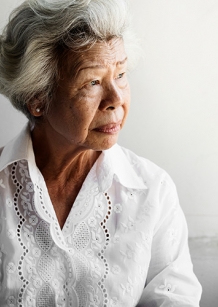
[0,0,137,121]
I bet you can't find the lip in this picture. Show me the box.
[93,121,122,134]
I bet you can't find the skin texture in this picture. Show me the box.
[29,38,130,228]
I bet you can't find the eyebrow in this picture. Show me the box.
[79,57,128,72]
[117,57,128,65]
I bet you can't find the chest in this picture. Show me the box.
[0,162,156,306]
[46,171,89,229]
[48,185,80,229]
[0,190,153,307]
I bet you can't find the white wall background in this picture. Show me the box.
[0,1,218,305]
[0,0,27,146]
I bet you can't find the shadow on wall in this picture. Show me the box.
[189,237,218,307]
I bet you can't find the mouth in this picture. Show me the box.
[93,121,122,134]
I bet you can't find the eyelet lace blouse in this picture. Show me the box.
[0,125,201,307]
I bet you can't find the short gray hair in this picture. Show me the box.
[0,0,136,121]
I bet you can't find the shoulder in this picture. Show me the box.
[115,145,181,228]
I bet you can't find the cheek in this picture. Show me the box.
[121,88,131,125]
[124,87,131,110]
[68,98,100,130]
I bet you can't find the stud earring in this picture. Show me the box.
[36,107,41,113]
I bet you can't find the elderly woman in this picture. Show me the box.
[0,0,201,306]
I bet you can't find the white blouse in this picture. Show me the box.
[0,125,201,307]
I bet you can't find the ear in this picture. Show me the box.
[27,99,44,117]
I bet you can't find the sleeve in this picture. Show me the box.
[136,174,202,307]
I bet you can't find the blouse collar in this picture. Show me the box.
[96,145,147,192]
[0,123,31,172]
[0,123,40,181]
[0,124,147,191]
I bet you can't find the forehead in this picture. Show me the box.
[81,38,126,63]
[62,38,127,77]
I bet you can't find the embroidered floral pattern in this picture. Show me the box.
[90,259,102,279]
[113,235,120,244]
[127,190,137,201]
[32,247,41,258]
[120,245,136,263]
[7,296,16,307]
[159,279,177,293]
[89,289,100,307]
[111,265,121,275]
[0,179,5,189]
[6,198,12,207]
[167,228,179,245]
[110,297,119,306]
[140,231,152,248]
[7,229,15,239]
[85,249,94,258]
[94,202,104,219]
[88,217,97,228]
[120,277,134,296]
[121,216,135,233]
[29,215,38,226]
[114,203,122,213]
[6,262,16,274]
[91,228,103,250]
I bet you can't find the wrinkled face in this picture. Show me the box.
[45,38,130,151]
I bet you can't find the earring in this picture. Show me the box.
[36,107,41,113]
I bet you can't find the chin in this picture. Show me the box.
[91,138,118,151]
[101,144,116,151]
[91,143,115,152]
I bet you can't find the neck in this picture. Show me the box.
[31,125,101,186]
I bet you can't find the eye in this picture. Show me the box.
[116,72,125,79]
[90,80,100,86]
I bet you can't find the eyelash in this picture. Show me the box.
[90,80,100,86]
[116,72,125,79]
[90,72,125,86]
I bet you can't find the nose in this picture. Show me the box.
[99,82,124,111]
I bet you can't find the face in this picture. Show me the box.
[42,38,130,151]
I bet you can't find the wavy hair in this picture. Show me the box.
[0,0,136,121]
